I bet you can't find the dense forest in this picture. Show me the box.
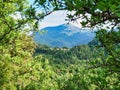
[0,0,120,90]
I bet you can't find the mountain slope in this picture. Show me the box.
[34,24,95,48]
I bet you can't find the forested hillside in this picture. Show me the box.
[0,0,120,90]
[34,42,102,64]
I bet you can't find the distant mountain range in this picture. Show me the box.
[34,24,95,48]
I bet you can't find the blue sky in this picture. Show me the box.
[28,0,81,29]
[29,0,67,29]
[29,0,34,5]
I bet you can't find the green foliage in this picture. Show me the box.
[96,29,120,73]
[0,31,34,89]
[24,55,59,90]
[0,0,120,90]
[34,44,120,89]
[34,44,97,67]
[0,0,55,89]
[62,66,120,90]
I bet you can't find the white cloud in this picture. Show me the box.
[39,10,82,29]
[39,10,67,29]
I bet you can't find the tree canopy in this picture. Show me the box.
[33,0,120,28]
[0,0,120,89]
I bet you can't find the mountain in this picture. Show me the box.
[34,24,95,48]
